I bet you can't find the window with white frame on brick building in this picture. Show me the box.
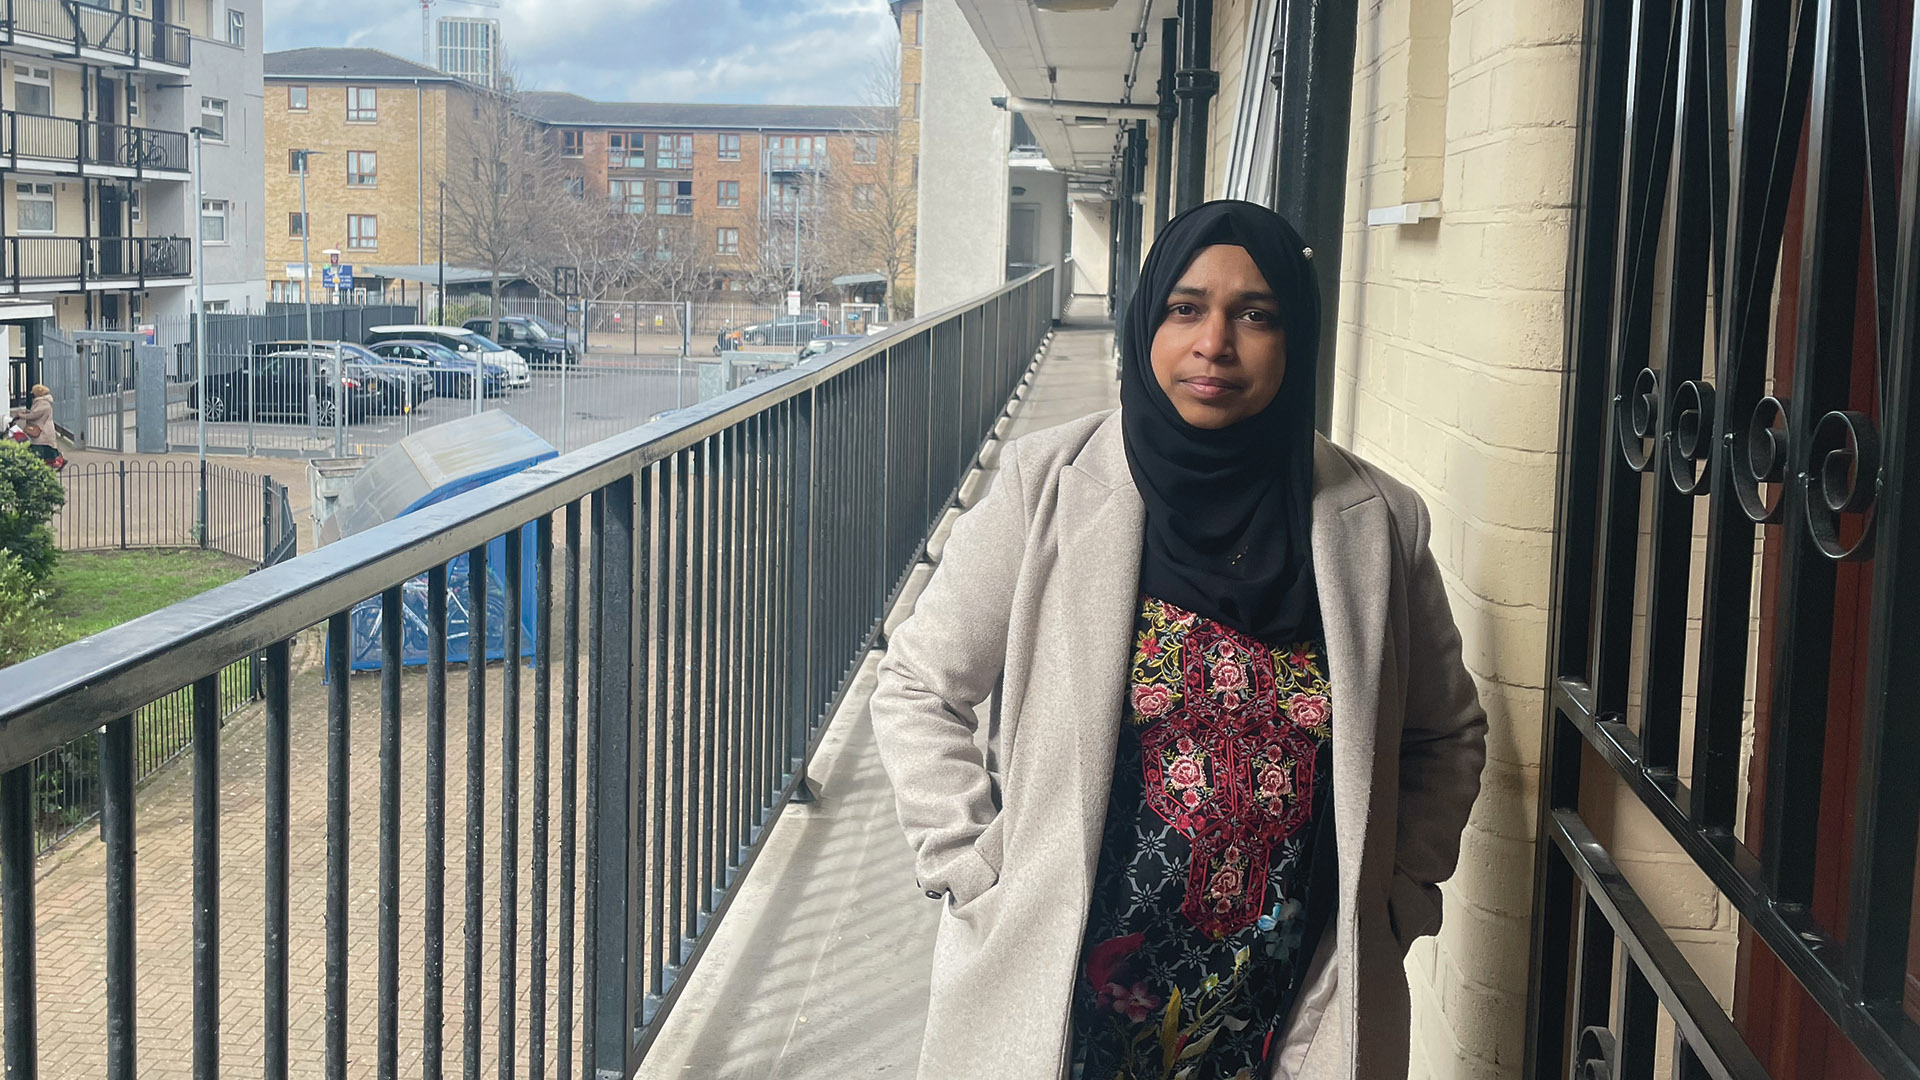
[718,133,740,160]
[717,180,739,208]
[716,227,738,256]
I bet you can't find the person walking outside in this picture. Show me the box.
[10,384,60,468]
[870,200,1487,1080]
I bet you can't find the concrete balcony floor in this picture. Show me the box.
[636,297,1118,1079]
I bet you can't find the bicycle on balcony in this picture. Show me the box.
[141,238,184,277]
[120,129,171,170]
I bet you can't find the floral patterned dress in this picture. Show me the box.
[1069,596,1333,1080]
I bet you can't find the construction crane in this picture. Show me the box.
[420,0,501,69]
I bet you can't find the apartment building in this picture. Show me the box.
[0,0,263,340]
[517,92,884,289]
[263,47,486,304]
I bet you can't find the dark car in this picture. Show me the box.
[463,315,574,368]
[517,312,579,352]
[730,314,831,348]
[369,340,508,398]
[189,352,382,425]
[797,334,868,361]
[251,341,435,414]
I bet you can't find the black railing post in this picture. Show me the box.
[1173,0,1216,213]
[117,458,126,550]
[0,764,36,1080]
[787,389,816,803]
[588,473,637,1076]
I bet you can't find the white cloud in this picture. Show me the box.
[265,0,897,106]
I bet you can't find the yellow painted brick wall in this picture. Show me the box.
[1331,2,1589,1077]
[265,78,461,285]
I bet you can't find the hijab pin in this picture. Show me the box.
[1301,246,1314,260]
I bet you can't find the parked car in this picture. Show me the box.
[365,325,530,387]
[253,342,435,415]
[731,314,832,347]
[797,334,868,362]
[462,315,574,369]
[189,352,382,425]
[368,340,508,397]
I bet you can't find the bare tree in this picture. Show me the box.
[441,69,561,336]
[633,215,719,309]
[839,43,917,319]
[521,175,650,340]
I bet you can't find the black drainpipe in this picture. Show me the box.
[1173,0,1216,213]
[1268,0,1361,435]
[1120,122,1147,319]
[1154,17,1178,235]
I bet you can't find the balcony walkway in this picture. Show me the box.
[634,298,1117,1080]
[7,297,1112,1079]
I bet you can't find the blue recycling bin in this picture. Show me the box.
[318,412,557,672]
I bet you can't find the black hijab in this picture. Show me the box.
[1119,200,1322,643]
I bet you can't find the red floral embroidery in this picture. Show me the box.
[1129,600,1331,939]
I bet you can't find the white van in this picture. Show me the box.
[364,325,530,387]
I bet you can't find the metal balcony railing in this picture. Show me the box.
[0,268,1055,1078]
[0,110,191,174]
[2,0,192,68]
[4,235,191,288]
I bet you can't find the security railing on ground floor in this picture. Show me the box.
[0,268,1052,1077]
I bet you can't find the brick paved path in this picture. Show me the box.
[20,629,597,1079]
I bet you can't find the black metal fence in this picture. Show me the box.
[51,459,289,564]
[1527,1,1919,1078]
[29,463,298,853]
[0,269,1053,1076]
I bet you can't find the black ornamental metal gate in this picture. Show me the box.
[1527,0,1920,1077]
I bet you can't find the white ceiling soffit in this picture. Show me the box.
[954,0,1162,178]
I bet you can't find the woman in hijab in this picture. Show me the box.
[870,201,1486,1080]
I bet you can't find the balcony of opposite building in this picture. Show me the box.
[0,0,191,73]
[0,234,191,293]
[0,109,191,181]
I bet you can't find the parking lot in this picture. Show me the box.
[168,355,711,459]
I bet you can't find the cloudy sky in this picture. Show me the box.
[263,0,900,105]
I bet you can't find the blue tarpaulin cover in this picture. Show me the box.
[321,412,557,672]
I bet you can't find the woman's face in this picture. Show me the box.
[1148,244,1288,429]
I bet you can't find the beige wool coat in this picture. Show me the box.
[870,409,1487,1080]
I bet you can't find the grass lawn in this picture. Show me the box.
[43,549,251,652]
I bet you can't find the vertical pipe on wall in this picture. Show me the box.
[1267,0,1362,435]
[1155,17,1179,234]
[1174,0,1217,213]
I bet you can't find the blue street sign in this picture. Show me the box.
[322,265,354,290]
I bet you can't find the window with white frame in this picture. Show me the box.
[347,151,377,187]
[227,8,244,46]
[347,86,377,123]
[200,98,227,142]
[201,199,229,244]
[287,85,308,111]
[15,183,53,233]
[13,66,51,117]
[348,214,377,249]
